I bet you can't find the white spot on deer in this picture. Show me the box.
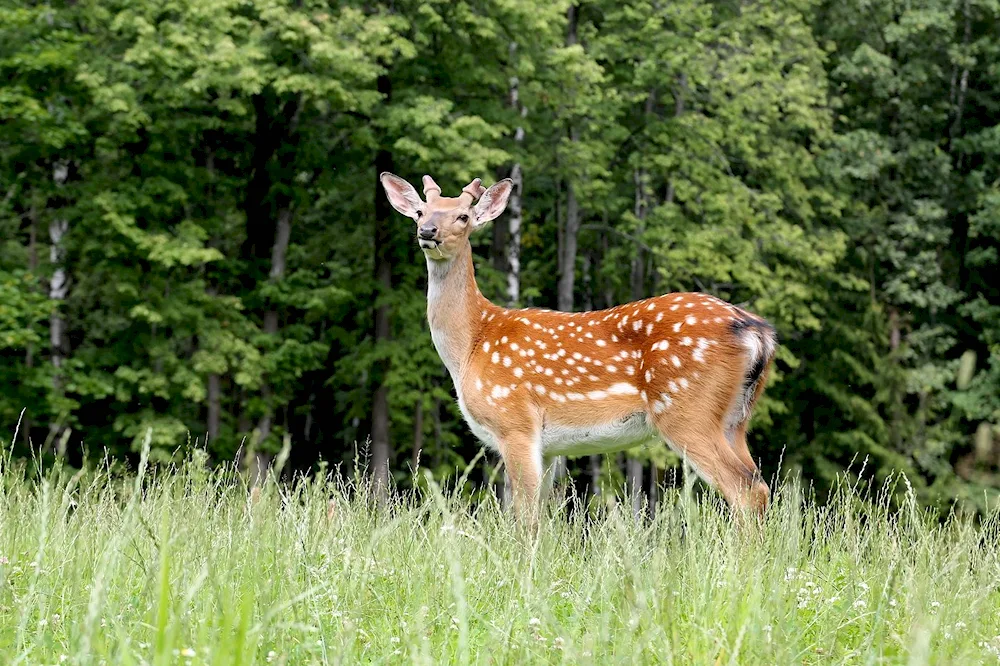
[527,349,535,357]
[640,390,647,401]
[519,350,527,358]
[685,303,694,309]
[533,323,542,330]
[686,316,697,326]
[671,355,682,368]
[645,370,652,382]
[561,368,570,376]
[585,332,593,339]
[501,336,508,344]
[572,352,582,360]
[544,368,554,376]
[596,339,606,347]
[656,313,664,322]
[633,320,643,332]
[513,367,524,378]
[510,342,519,351]
[503,356,512,367]
[693,349,706,363]
[680,337,692,346]
[592,359,603,366]
[588,320,596,326]
[647,303,656,311]
[555,377,563,385]
[488,314,495,321]
[607,365,618,373]
[482,310,487,320]
[673,295,684,302]
[668,380,679,393]
[611,334,619,342]
[651,399,666,413]
[475,378,483,391]
[621,315,629,327]
[483,341,490,352]
[609,382,639,395]
[673,322,682,333]
[557,348,567,357]
[535,384,547,395]
[551,392,566,403]
[588,374,598,381]
[535,340,547,349]
[557,325,564,331]
[670,304,680,311]
[702,319,710,324]
[660,393,674,408]
[646,323,653,336]
[491,352,500,364]
[679,377,689,389]
[625,366,635,376]
[491,385,503,399]
[588,390,608,400]
[576,326,583,333]
[566,358,575,366]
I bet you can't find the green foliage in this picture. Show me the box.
[0,0,998,509]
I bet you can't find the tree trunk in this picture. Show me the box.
[251,207,292,484]
[207,373,221,442]
[412,397,424,471]
[505,42,526,306]
[557,5,580,314]
[371,73,395,504]
[626,457,644,522]
[48,161,70,447]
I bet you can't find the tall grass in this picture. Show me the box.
[1,438,998,665]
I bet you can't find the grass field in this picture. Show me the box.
[1,440,999,665]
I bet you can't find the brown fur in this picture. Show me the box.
[381,173,776,522]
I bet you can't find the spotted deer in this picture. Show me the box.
[380,172,776,521]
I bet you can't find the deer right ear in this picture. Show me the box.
[380,172,423,220]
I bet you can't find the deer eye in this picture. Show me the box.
[457,214,469,223]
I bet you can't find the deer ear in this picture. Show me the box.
[473,178,514,229]
[380,172,423,219]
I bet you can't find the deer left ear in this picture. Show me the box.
[472,179,514,229]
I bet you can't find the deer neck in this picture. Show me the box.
[425,242,489,381]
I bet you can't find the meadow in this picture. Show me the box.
[1,438,999,665]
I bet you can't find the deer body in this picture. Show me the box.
[382,172,775,520]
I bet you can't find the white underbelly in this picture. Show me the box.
[541,412,660,457]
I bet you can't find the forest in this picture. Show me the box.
[1,0,999,513]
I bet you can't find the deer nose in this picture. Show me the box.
[418,226,437,241]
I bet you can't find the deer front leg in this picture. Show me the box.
[498,431,543,527]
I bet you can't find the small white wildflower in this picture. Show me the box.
[930,601,941,613]
[392,649,402,655]
[266,651,277,663]
[889,599,897,607]
[582,651,592,657]
[805,581,815,589]
[528,617,541,628]
[51,614,61,623]
[390,637,400,644]
[38,618,48,627]
[60,655,68,663]
[180,648,196,658]
[827,596,840,604]
[944,631,952,639]
[560,591,571,599]
[715,580,725,588]
[784,567,798,581]
[955,621,967,630]
[853,599,867,609]
[859,581,869,591]
[553,636,565,649]
[0,556,8,565]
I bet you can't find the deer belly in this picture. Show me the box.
[541,412,659,457]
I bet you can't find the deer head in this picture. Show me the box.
[380,173,514,261]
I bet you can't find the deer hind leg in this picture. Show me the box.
[652,416,768,516]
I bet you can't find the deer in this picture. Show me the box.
[380,172,776,523]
